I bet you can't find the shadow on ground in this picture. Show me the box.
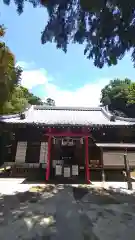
[0,184,65,240]
[0,184,135,239]
[72,185,135,204]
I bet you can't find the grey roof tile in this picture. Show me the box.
[1,106,135,126]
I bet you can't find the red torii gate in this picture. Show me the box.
[45,127,90,183]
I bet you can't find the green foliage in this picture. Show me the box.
[19,86,43,105]
[101,79,131,108]
[100,78,135,117]
[0,24,22,106]
[0,24,6,37]
[0,85,43,115]
[3,0,135,68]
[101,79,132,109]
[0,24,44,115]
[1,101,14,114]
[46,98,55,106]
[28,95,42,105]
[127,83,135,104]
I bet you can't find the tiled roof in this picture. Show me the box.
[0,105,135,126]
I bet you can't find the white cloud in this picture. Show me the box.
[16,61,35,70]
[21,69,49,90]
[43,79,109,107]
[19,62,109,107]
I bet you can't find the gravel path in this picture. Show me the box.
[0,181,135,239]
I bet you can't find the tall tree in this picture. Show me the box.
[0,24,22,111]
[46,98,55,106]
[127,83,135,105]
[100,78,131,111]
[19,86,43,105]
[3,0,135,68]
[0,85,43,114]
[2,86,28,114]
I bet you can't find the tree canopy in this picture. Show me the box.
[100,78,135,117]
[0,85,43,115]
[0,24,43,115]
[0,23,55,114]
[18,86,43,105]
[3,0,135,68]
[0,24,22,109]
[46,98,55,106]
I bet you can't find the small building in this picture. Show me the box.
[0,105,135,182]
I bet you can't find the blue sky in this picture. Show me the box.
[1,1,135,106]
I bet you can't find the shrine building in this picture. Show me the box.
[1,105,135,183]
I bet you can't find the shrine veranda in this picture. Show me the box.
[1,105,135,182]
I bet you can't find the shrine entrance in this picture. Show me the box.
[45,128,101,183]
[50,137,85,182]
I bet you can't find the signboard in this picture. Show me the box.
[15,142,27,163]
[62,138,74,146]
[52,160,63,168]
[72,165,78,176]
[39,142,48,164]
[64,167,70,177]
[55,165,62,175]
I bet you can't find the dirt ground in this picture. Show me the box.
[0,181,135,240]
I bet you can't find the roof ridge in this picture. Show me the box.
[34,105,102,111]
[103,105,135,122]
